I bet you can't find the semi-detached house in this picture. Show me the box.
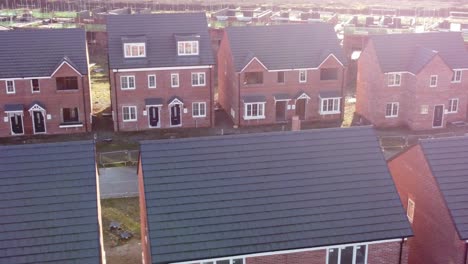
[107,13,215,131]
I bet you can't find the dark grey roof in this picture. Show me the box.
[226,24,347,72]
[242,95,267,103]
[4,104,24,112]
[145,98,164,105]
[107,13,215,69]
[370,32,468,73]
[0,28,88,78]
[140,126,413,264]
[319,90,341,98]
[0,141,102,264]
[273,93,291,100]
[420,137,468,240]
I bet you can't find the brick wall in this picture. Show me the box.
[138,159,152,264]
[0,63,91,137]
[110,67,213,131]
[356,40,468,131]
[388,145,466,264]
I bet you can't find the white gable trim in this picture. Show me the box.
[169,238,403,264]
[240,57,268,72]
[384,71,416,76]
[0,76,51,81]
[113,65,212,73]
[317,53,344,69]
[168,98,184,106]
[297,92,311,100]
[51,61,83,77]
[28,104,46,112]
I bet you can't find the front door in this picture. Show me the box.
[295,99,306,120]
[148,106,160,128]
[33,111,46,133]
[10,114,24,135]
[433,105,444,128]
[170,104,181,126]
[276,101,287,122]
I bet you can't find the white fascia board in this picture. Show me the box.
[113,65,213,72]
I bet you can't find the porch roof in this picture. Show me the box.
[4,104,24,112]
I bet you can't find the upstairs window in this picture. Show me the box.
[385,102,399,118]
[31,79,40,93]
[448,98,459,113]
[148,75,156,89]
[56,77,78,90]
[121,76,136,90]
[407,198,415,223]
[452,70,462,83]
[320,68,339,81]
[430,75,438,87]
[191,72,206,86]
[124,43,146,58]
[171,73,180,88]
[328,245,367,264]
[62,107,79,123]
[277,71,285,83]
[6,80,15,94]
[244,72,263,85]
[178,41,199,56]
[299,70,307,83]
[388,73,401,86]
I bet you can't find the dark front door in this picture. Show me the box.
[276,101,287,121]
[10,114,23,135]
[170,104,181,126]
[295,99,306,120]
[148,106,160,127]
[433,105,444,128]
[33,111,46,133]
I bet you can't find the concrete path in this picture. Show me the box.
[99,166,139,199]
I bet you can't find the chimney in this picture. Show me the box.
[291,115,301,131]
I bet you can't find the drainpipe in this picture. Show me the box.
[340,66,346,123]
[81,75,89,132]
[112,70,120,132]
[209,66,213,128]
[398,238,405,264]
[237,72,241,127]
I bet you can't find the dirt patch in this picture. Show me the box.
[101,197,142,264]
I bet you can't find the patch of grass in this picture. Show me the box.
[89,50,111,115]
[96,140,139,152]
[101,197,141,247]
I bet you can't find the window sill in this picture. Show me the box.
[387,85,401,87]
[193,115,207,118]
[59,122,83,128]
[243,83,264,86]
[320,79,339,82]
[385,116,399,118]
[121,88,136,90]
[243,116,265,120]
[319,111,341,115]
[192,85,206,87]
[123,120,137,122]
[447,111,458,114]
[57,89,79,92]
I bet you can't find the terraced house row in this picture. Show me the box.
[2,13,468,138]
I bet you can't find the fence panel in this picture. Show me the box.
[99,150,139,167]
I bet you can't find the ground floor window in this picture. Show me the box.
[385,102,399,118]
[327,245,367,264]
[244,102,265,120]
[62,107,79,123]
[320,98,341,115]
[123,106,137,121]
[185,258,243,264]
[448,98,459,113]
[192,102,206,117]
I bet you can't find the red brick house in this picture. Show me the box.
[218,23,347,127]
[107,13,215,131]
[138,126,412,264]
[356,32,468,130]
[0,28,91,137]
[388,137,468,264]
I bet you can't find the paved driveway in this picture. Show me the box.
[99,166,138,199]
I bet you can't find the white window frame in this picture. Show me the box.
[171,73,180,88]
[122,106,137,122]
[430,75,438,87]
[121,76,136,90]
[244,102,265,120]
[388,73,401,87]
[448,98,459,113]
[407,198,415,223]
[320,97,341,115]
[192,102,207,118]
[420,105,429,115]
[31,79,40,93]
[452,69,462,83]
[124,43,146,58]
[177,41,199,56]
[385,102,399,118]
[6,80,15,94]
[191,72,206,87]
[326,244,368,264]
[299,70,307,83]
[148,74,156,89]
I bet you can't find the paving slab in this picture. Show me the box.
[99,166,138,199]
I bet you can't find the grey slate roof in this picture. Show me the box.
[370,32,468,73]
[0,28,88,78]
[319,91,341,98]
[273,93,291,100]
[226,24,347,72]
[420,137,468,240]
[0,141,102,264]
[4,104,24,112]
[145,98,164,105]
[107,13,215,69]
[140,126,413,264]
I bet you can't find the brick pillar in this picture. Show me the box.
[292,115,301,131]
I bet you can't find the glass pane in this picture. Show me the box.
[232,259,243,264]
[200,104,206,115]
[322,100,328,112]
[216,260,230,264]
[328,249,338,264]
[340,246,354,264]
[355,245,366,264]
[178,42,184,54]
[393,104,398,115]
